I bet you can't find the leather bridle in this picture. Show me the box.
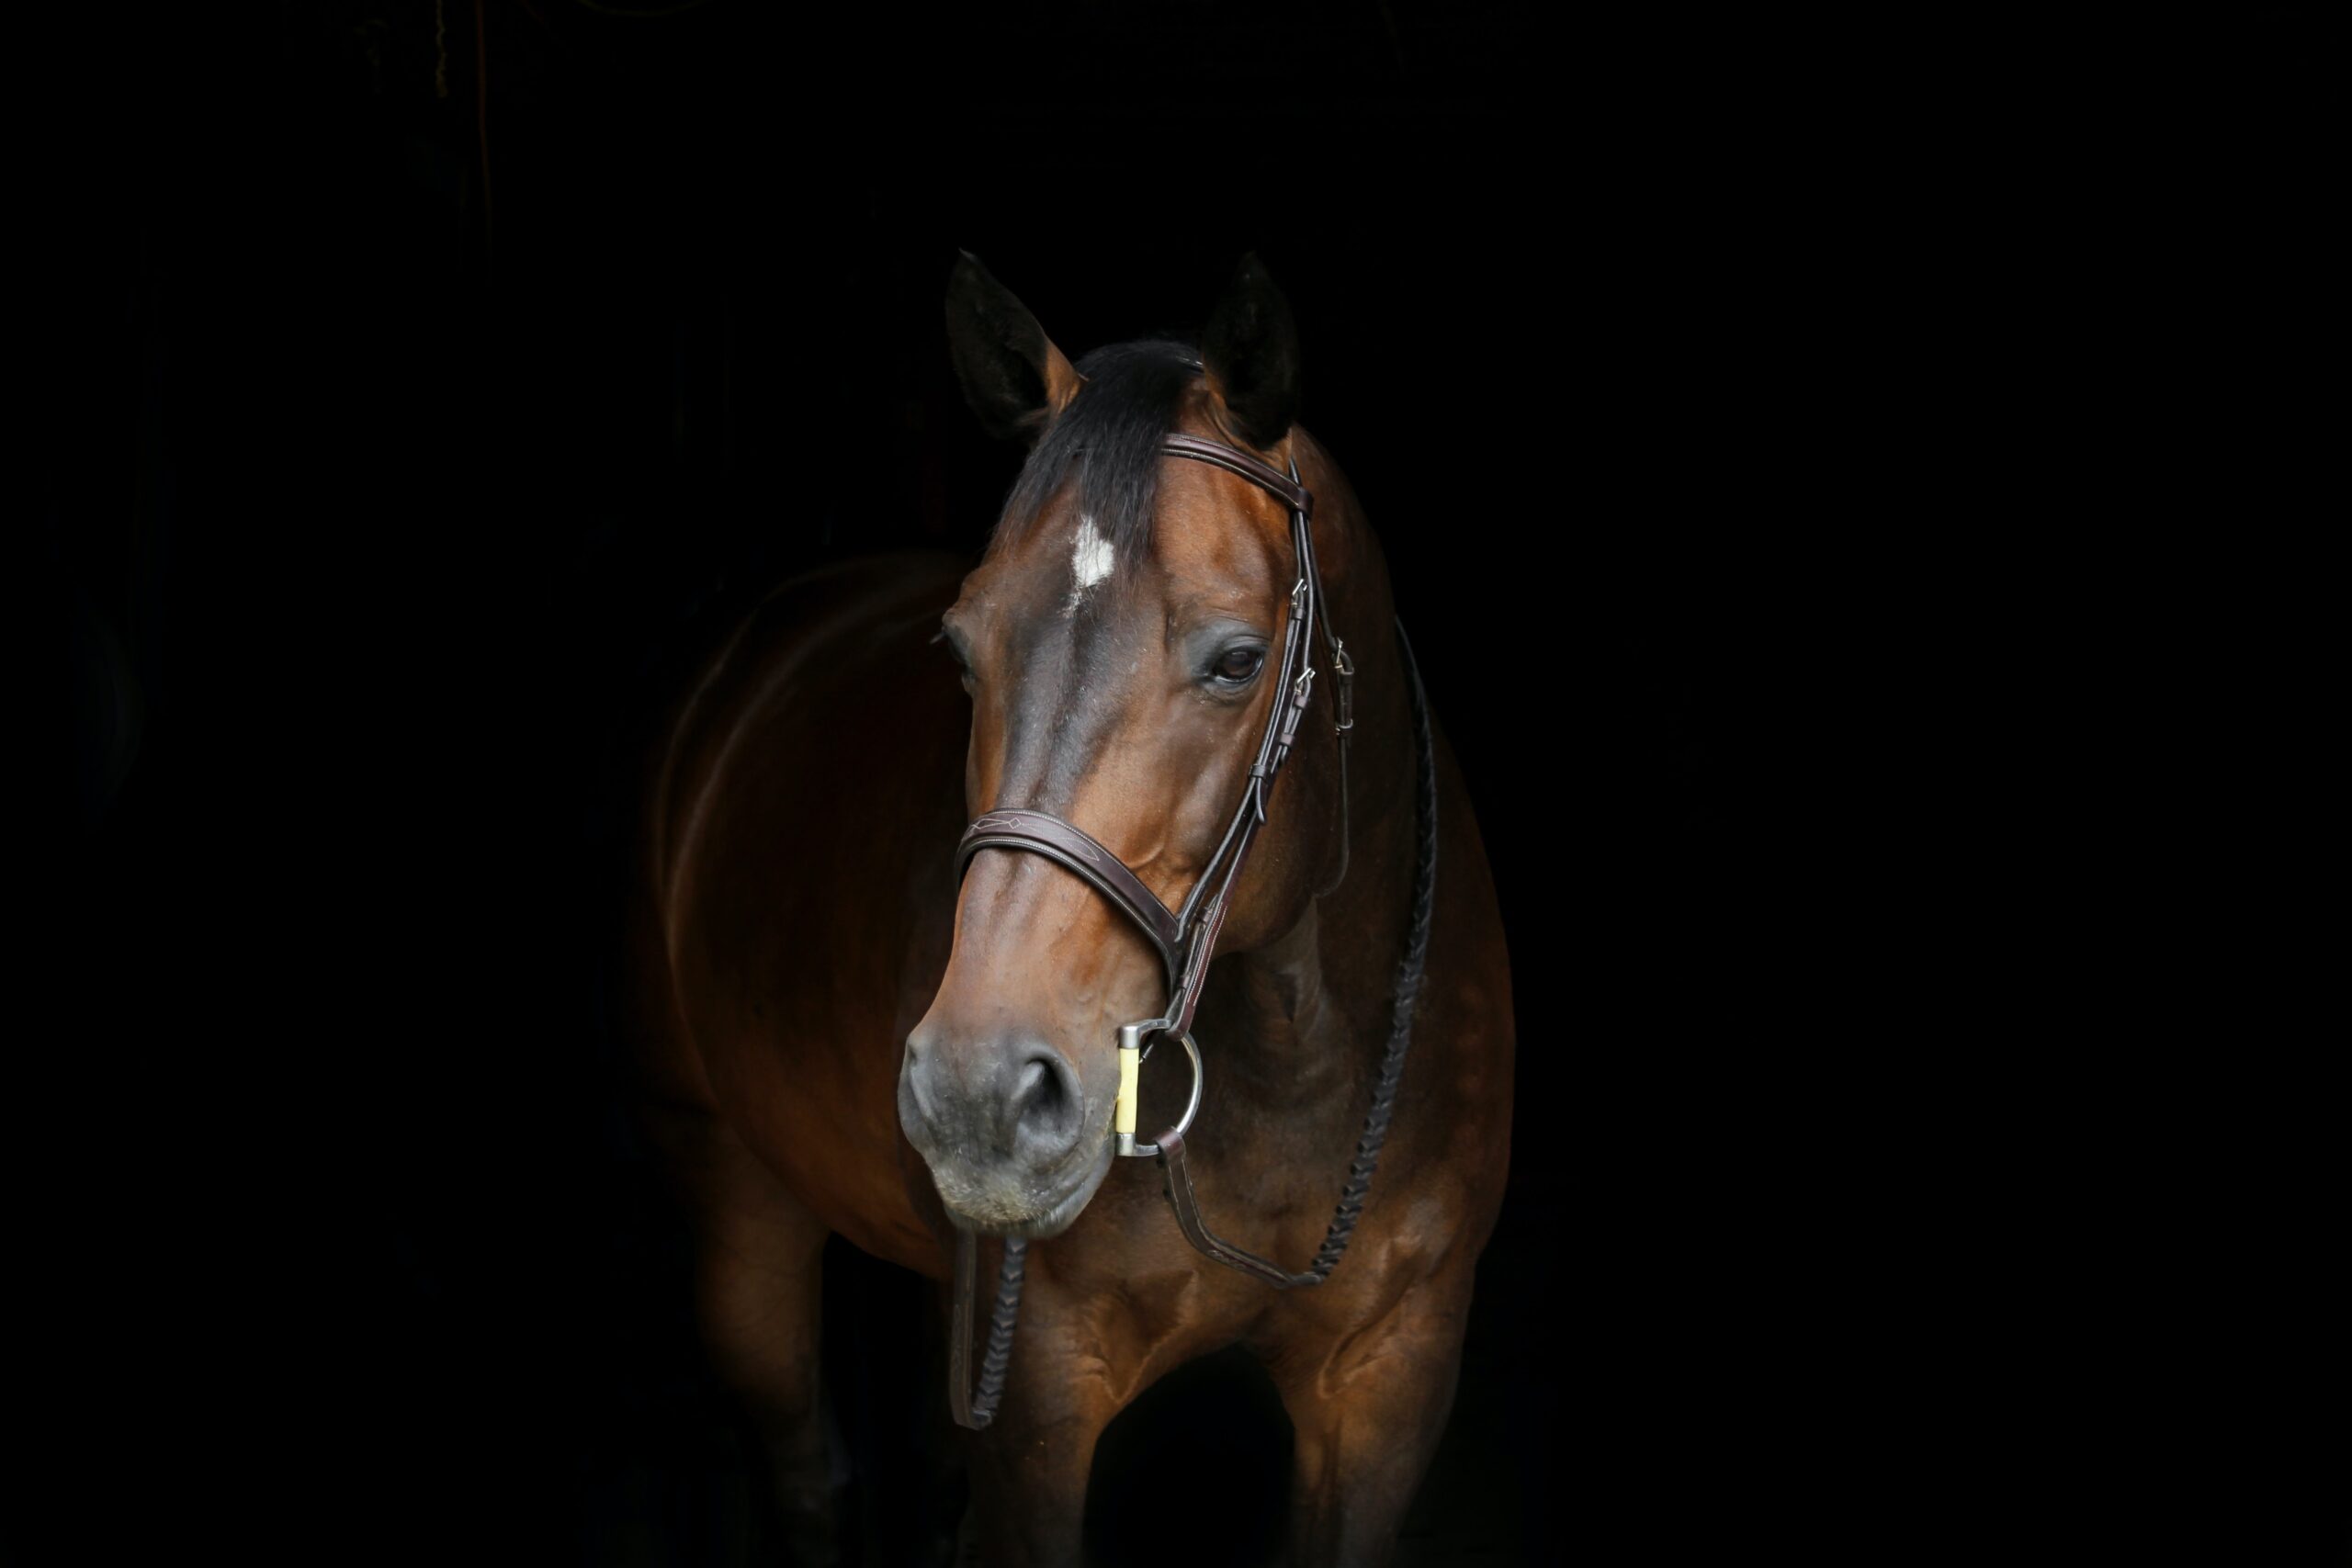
[955,432,1352,1075]
[944,431,1437,1429]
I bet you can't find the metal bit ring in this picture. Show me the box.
[1114,1024,1202,1158]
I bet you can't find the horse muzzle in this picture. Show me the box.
[898,1028,1117,1237]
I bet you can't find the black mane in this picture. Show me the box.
[993,339,1202,564]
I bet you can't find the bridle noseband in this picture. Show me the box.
[944,432,1436,1429]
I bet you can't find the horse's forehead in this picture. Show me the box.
[977,509,1148,633]
[982,471,1287,629]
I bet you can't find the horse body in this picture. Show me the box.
[630,553,970,1271]
[627,261,1514,1566]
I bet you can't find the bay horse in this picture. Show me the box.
[626,254,1514,1565]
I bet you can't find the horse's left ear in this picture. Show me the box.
[1202,254,1302,450]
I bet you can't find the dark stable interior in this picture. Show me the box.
[28,6,2335,1564]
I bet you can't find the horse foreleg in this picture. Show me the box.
[953,1267,1133,1568]
[1269,1277,1472,1568]
[646,1102,842,1565]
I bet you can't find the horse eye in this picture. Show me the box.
[1211,648,1266,684]
[934,626,975,682]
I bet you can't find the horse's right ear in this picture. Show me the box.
[945,253,1083,443]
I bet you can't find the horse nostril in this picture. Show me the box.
[1007,1049,1080,1156]
[1013,1058,1049,1104]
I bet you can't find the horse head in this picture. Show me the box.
[899,254,1362,1239]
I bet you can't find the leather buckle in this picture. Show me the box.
[1273,667,1315,758]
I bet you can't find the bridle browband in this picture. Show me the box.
[944,431,1437,1430]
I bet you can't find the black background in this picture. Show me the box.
[26,5,2341,1564]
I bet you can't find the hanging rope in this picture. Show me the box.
[950,1234,1027,1430]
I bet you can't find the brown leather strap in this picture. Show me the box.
[1154,1130,1320,1288]
[956,809,1184,978]
[1159,432,1314,516]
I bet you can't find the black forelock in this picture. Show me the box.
[993,339,1202,565]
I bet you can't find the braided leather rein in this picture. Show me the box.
[945,435,1438,1429]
